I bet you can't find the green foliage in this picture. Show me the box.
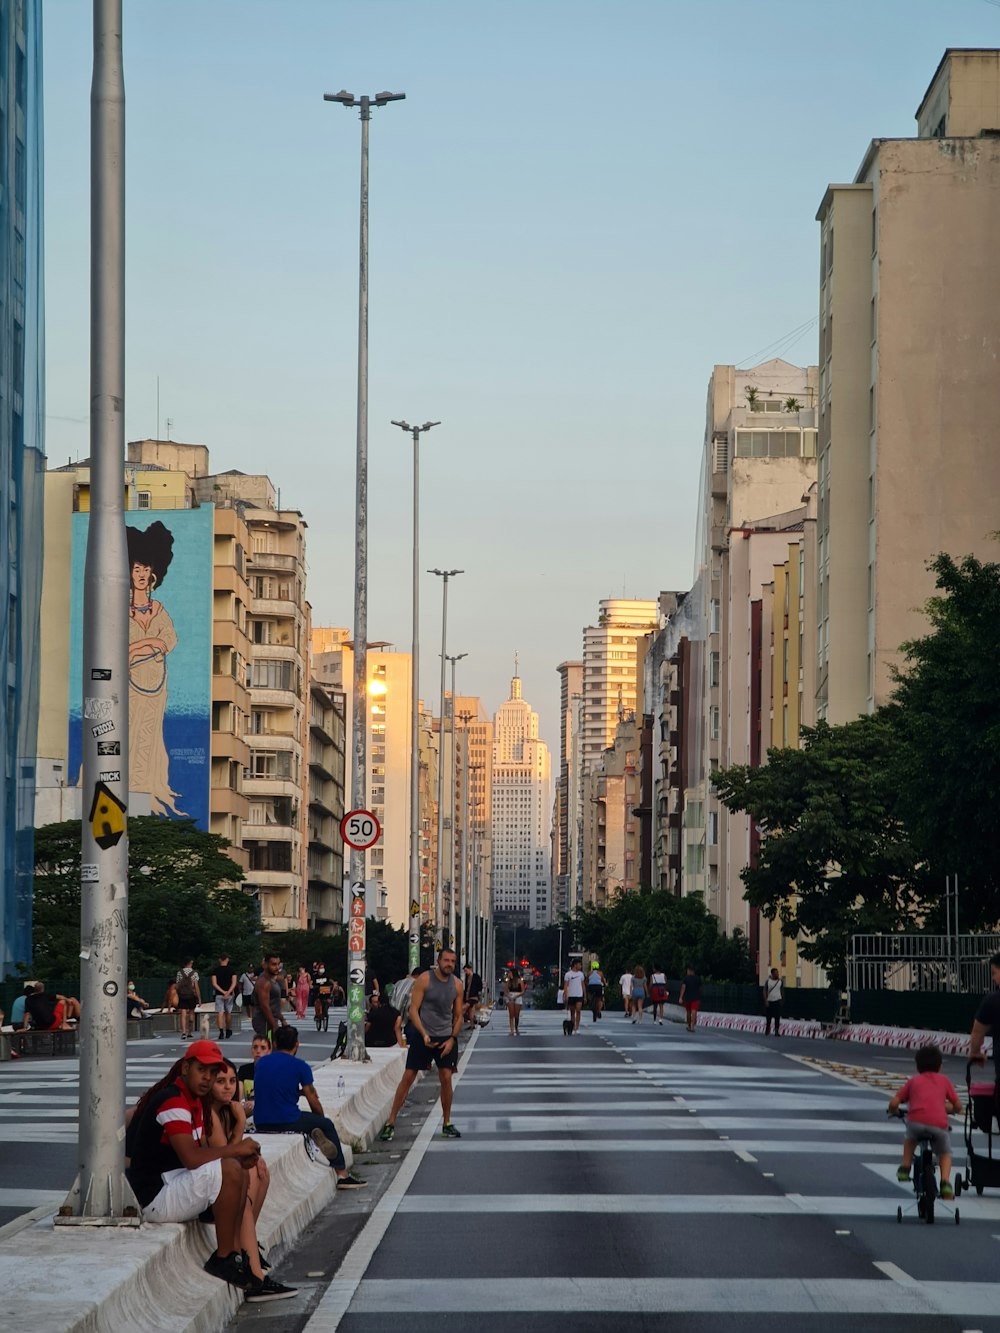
[32,817,259,976]
[887,550,1000,928]
[713,717,927,985]
[264,920,437,992]
[568,889,755,988]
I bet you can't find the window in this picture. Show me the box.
[707,811,718,846]
[709,652,720,688]
[710,599,720,635]
[251,659,294,691]
[709,706,720,741]
[136,490,151,510]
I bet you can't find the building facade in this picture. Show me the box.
[491,672,551,928]
[553,661,582,921]
[305,679,346,932]
[0,0,44,972]
[581,600,659,777]
[816,49,1000,721]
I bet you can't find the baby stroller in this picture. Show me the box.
[955,1060,1000,1197]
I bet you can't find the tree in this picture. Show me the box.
[568,889,754,987]
[32,817,259,976]
[887,549,1000,930]
[712,717,928,985]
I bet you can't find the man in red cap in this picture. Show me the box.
[127,1039,291,1297]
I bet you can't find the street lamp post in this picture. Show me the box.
[429,569,462,949]
[445,653,467,950]
[392,420,440,972]
[457,710,474,967]
[325,85,404,1062]
[468,762,485,977]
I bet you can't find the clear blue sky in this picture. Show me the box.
[42,0,1000,753]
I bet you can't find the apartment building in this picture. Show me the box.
[491,672,552,928]
[305,680,346,932]
[312,629,412,928]
[816,49,1000,721]
[553,661,582,920]
[581,600,659,777]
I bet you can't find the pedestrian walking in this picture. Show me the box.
[630,966,647,1024]
[503,968,525,1035]
[649,967,669,1025]
[238,965,257,1017]
[763,968,783,1035]
[211,954,237,1042]
[253,955,286,1041]
[462,963,484,1029]
[586,962,606,1022]
[619,969,633,1019]
[678,965,702,1032]
[379,948,465,1141]
[175,959,201,1039]
[563,959,585,1033]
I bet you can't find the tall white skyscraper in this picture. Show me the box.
[491,669,552,928]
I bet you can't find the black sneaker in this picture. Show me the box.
[378,1122,395,1142]
[245,1276,298,1302]
[336,1172,368,1189]
[204,1251,252,1288]
[441,1122,462,1138]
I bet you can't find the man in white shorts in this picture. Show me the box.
[126,1039,262,1290]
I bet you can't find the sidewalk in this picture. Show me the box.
[0,1045,405,1333]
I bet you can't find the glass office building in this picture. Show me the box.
[0,0,44,974]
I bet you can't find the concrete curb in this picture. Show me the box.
[681,1006,992,1056]
[0,1046,406,1332]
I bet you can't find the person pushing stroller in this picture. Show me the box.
[887,1044,962,1201]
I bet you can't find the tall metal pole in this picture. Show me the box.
[457,712,472,967]
[446,653,467,950]
[60,0,137,1226]
[468,762,484,977]
[393,422,439,974]
[325,87,404,1062]
[430,569,461,948]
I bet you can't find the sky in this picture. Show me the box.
[42,0,1000,756]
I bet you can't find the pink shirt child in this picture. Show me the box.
[896,1071,960,1129]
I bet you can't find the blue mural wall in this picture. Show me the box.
[68,508,213,830]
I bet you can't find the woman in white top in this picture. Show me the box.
[503,969,525,1035]
[563,959,586,1033]
[649,967,669,1025]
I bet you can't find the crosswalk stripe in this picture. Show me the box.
[425,1137,900,1155]
[395,1192,983,1217]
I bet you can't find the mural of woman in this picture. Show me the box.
[127,521,185,817]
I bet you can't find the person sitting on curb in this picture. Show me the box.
[23,981,80,1031]
[204,1058,296,1302]
[125,1038,262,1292]
[251,1024,366,1190]
[126,982,151,1022]
[237,1033,272,1120]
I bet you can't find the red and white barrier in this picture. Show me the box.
[671,1006,992,1056]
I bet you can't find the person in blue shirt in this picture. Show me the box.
[10,985,33,1027]
[251,1025,366,1190]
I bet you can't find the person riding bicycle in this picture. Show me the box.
[313,964,334,1031]
[887,1043,962,1201]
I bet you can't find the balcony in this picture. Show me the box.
[213,619,251,653]
[248,551,298,572]
[252,597,302,619]
[211,731,249,764]
[212,675,249,708]
[243,822,300,843]
[244,775,299,800]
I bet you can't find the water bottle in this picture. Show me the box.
[337,1074,346,1101]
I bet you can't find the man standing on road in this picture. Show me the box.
[763,968,783,1036]
[379,948,465,1141]
[619,968,633,1020]
[678,965,702,1032]
[969,952,1000,1080]
[252,1025,366,1189]
[563,958,586,1033]
[253,954,287,1042]
[212,954,237,1042]
[175,959,201,1039]
[462,962,483,1029]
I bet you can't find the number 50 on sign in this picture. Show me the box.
[340,809,380,850]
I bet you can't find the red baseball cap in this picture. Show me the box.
[184,1039,225,1066]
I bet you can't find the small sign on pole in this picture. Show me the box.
[340,809,381,851]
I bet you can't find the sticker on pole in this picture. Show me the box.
[340,809,380,850]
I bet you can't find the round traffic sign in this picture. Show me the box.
[340,809,381,850]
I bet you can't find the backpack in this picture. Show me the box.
[176,969,197,1001]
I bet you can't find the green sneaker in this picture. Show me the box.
[896,1166,910,1182]
[378,1123,395,1142]
[441,1122,462,1139]
[940,1182,954,1200]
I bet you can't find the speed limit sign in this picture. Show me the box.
[340,809,381,850]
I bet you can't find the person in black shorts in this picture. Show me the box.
[970,952,1000,1085]
[379,948,464,1141]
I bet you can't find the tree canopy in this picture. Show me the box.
[568,889,755,987]
[31,817,259,977]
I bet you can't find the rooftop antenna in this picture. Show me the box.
[156,375,159,441]
[165,416,173,441]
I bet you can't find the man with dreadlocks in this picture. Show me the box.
[126,1039,263,1291]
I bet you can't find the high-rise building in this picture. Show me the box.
[305,680,346,932]
[312,629,412,927]
[581,599,659,777]
[0,0,44,973]
[491,671,551,928]
[553,661,582,920]
[816,49,1000,721]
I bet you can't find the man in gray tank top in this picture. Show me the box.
[253,954,287,1040]
[378,949,464,1141]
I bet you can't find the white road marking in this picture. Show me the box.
[425,1138,900,1155]
[874,1261,915,1283]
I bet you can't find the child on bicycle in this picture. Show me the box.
[887,1043,962,1200]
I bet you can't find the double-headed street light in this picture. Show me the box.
[325,85,404,1063]
[429,569,462,948]
[392,420,440,972]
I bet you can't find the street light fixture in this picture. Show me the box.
[429,569,462,949]
[392,419,440,972]
[325,85,404,1063]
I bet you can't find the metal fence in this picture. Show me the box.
[848,934,1000,996]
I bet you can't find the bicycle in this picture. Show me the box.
[890,1109,959,1226]
[314,991,331,1033]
